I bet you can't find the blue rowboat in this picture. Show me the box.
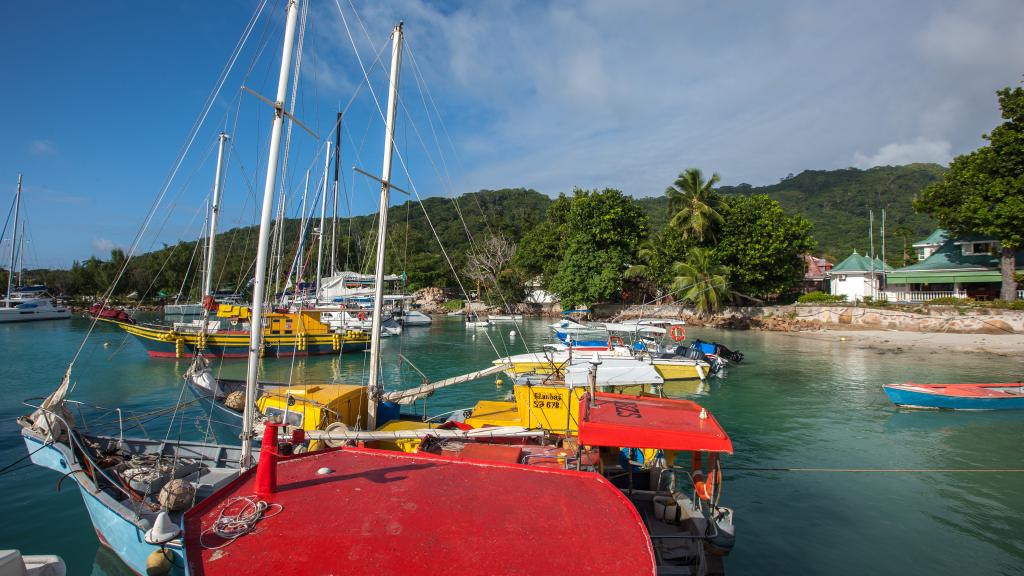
[883,382,1024,410]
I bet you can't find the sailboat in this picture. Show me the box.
[0,175,71,323]
[90,133,370,359]
[184,13,736,575]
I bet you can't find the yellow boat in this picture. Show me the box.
[104,303,369,359]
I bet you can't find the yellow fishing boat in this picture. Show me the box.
[102,303,369,358]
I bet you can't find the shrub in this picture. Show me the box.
[797,291,847,304]
[926,296,974,306]
[442,299,464,311]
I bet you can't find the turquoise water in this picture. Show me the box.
[2,316,1023,574]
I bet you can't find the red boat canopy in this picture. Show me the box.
[184,447,656,575]
[578,392,733,453]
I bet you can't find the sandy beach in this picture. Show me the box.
[773,328,1024,356]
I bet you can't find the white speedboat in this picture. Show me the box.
[0,286,71,323]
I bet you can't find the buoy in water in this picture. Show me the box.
[146,548,173,575]
[103,342,111,348]
[495,378,504,388]
[509,330,516,337]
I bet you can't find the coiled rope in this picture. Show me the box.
[200,495,283,550]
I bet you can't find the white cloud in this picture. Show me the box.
[853,138,952,169]
[29,139,56,156]
[90,238,116,255]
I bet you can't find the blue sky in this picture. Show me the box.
[3,0,1023,268]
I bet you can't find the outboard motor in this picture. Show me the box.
[716,343,743,363]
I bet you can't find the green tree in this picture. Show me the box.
[547,189,649,307]
[670,248,730,316]
[515,194,572,283]
[714,194,815,298]
[666,168,723,244]
[915,86,1024,300]
[624,230,690,300]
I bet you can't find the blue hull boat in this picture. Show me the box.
[883,382,1024,410]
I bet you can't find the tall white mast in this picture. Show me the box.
[203,133,230,299]
[6,174,21,304]
[330,112,341,275]
[366,22,404,430]
[241,0,300,468]
[315,141,331,298]
[295,169,310,293]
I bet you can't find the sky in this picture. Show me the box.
[2,0,1023,268]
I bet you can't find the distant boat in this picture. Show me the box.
[488,313,523,322]
[883,382,1024,410]
[0,176,71,324]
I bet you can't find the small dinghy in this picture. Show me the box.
[883,382,1024,410]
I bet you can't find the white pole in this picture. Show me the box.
[241,0,300,469]
[331,112,341,275]
[204,133,230,299]
[295,169,309,296]
[315,141,330,299]
[366,22,404,430]
[6,174,21,304]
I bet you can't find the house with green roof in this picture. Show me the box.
[828,250,891,301]
[884,229,1024,302]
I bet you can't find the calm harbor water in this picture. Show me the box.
[2,315,1023,574]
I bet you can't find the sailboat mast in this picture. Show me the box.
[241,0,301,468]
[203,132,230,298]
[296,169,309,293]
[315,141,330,298]
[6,174,21,304]
[331,112,341,275]
[366,22,404,430]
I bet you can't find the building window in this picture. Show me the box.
[963,241,994,255]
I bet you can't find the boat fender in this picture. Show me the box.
[146,548,174,576]
[357,311,367,321]
[669,325,686,342]
[224,391,247,412]
[158,479,196,512]
[608,335,624,348]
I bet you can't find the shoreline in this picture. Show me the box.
[769,328,1024,356]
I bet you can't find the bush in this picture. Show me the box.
[797,291,847,304]
[926,296,974,306]
[442,299,464,311]
[988,299,1024,310]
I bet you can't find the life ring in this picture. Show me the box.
[669,325,686,342]
[608,335,624,348]
[691,452,719,501]
[357,311,367,321]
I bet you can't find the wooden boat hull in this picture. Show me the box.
[883,383,1024,410]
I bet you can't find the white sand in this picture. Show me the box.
[773,329,1024,356]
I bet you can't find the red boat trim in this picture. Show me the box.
[579,392,733,453]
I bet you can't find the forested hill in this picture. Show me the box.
[637,163,945,262]
[30,164,945,298]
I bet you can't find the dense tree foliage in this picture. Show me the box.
[547,189,649,308]
[714,194,815,298]
[915,86,1024,300]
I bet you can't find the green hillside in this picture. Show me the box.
[638,164,944,264]
[28,165,946,298]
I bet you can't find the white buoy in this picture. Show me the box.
[509,330,516,337]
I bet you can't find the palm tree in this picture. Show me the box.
[670,248,730,317]
[665,168,723,244]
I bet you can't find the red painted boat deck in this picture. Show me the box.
[579,392,733,453]
[889,382,1024,398]
[184,446,656,575]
